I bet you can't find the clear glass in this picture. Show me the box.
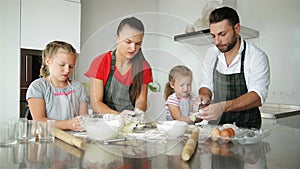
[18,118,37,142]
[0,120,18,146]
[38,120,55,142]
[17,118,28,142]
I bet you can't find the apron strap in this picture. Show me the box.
[240,40,246,73]
[104,50,116,92]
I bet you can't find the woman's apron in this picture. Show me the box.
[211,40,261,129]
[103,51,135,112]
[48,78,79,120]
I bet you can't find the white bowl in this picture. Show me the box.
[83,116,122,141]
[157,120,188,138]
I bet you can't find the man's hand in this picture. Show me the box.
[198,101,226,120]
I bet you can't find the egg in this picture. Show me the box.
[211,127,221,141]
[220,129,231,137]
[220,129,231,143]
[226,128,235,137]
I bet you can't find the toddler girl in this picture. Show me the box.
[164,65,199,123]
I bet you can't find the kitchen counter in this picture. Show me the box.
[260,103,300,119]
[1,122,299,169]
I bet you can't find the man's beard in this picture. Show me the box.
[217,32,238,53]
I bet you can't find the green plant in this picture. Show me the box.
[148,81,160,92]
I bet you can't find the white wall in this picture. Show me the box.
[237,0,300,105]
[0,0,21,120]
[80,0,300,105]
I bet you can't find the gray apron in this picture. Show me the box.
[179,97,193,117]
[166,95,193,123]
[103,50,135,112]
[211,40,261,129]
[48,78,79,120]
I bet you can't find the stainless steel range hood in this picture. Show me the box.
[174,25,259,46]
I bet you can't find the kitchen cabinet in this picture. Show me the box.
[174,25,259,46]
[20,0,81,51]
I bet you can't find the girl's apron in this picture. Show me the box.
[211,40,261,129]
[179,96,193,117]
[166,95,193,123]
[48,78,79,120]
[103,51,135,112]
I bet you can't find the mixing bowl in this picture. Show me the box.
[82,115,122,141]
[157,120,188,138]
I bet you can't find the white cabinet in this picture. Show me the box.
[21,0,81,51]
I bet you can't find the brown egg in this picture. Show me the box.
[220,129,231,143]
[220,129,231,137]
[226,128,235,137]
[211,127,221,141]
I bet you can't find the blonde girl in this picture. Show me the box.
[26,41,88,131]
[164,65,196,123]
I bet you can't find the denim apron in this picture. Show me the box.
[103,50,135,112]
[48,78,79,120]
[211,40,261,129]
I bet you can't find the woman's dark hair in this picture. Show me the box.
[117,17,144,35]
[209,6,240,26]
[40,41,76,78]
[117,17,145,101]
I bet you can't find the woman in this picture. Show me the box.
[85,17,153,114]
[26,41,88,131]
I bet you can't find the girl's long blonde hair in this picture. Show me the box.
[40,41,77,78]
[164,65,193,100]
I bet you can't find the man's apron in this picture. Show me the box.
[211,40,261,129]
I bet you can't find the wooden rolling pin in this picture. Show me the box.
[54,128,87,149]
[181,127,199,161]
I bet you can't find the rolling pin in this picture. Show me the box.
[181,127,199,161]
[54,128,87,149]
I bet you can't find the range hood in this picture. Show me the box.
[174,25,259,46]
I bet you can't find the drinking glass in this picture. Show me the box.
[38,120,55,142]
